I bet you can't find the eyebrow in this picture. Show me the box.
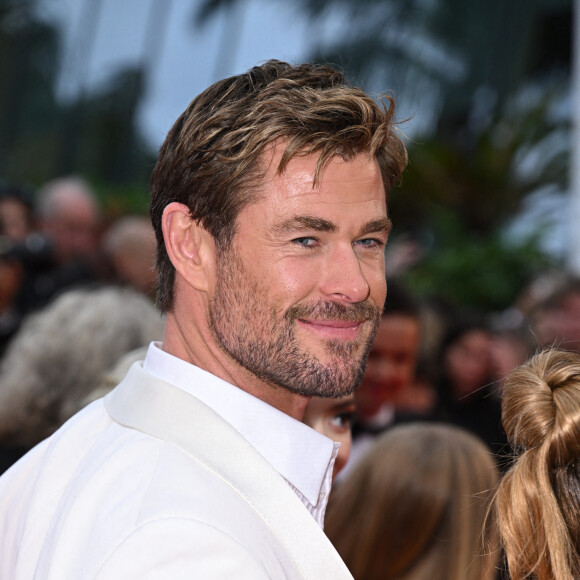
[273,216,392,237]
[359,217,392,237]
[273,216,337,234]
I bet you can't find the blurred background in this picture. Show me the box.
[0,0,574,314]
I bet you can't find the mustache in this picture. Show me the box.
[286,300,380,323]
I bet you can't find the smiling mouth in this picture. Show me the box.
[297,318,365,340]
[299,319,363,328]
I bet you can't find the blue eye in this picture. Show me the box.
[293,237,317,247]
[355,238,383,249]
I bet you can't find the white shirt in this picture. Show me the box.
[144,342,339,527]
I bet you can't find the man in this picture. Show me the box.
[35,176,101,267]
[0,178,102,354]
[0,60,407,578]
[5,177,102,334]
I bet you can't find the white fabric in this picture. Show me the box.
[143,342,339,526]
[0,362,353,579]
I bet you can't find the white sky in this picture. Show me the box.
[33,0,571,260]
[35,0,432,148]
[36,0,327,149]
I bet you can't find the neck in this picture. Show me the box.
[162,311,311,421]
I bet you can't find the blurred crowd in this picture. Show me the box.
[324,247,580,578]
[2,175,580,578]
[0,176,163,471]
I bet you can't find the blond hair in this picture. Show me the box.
[325,423,499,580]
[492,349,580,579]
[150,60,408,312]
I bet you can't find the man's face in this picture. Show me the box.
[355,314,420,421]
[208,147,389,398]
[43,190,100,263]
[0,199,31,241]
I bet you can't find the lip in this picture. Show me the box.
[297,318,364,340]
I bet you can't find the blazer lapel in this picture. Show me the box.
[104,363,353,579]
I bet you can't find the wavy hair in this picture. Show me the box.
[325,423,499,580]
[492,349,580,579]
[0,287,164,448]
[150,59,408,312]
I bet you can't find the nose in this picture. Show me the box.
[319,244,371,303]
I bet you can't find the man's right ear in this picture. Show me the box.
[162,202,215,292]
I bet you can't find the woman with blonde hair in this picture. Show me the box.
[492,349,580,580]
[325,422,499,580]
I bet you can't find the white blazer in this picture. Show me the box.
[0,363,353,579]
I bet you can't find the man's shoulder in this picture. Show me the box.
[0,391,261,521]
[0,371,354,580]
[0,394,302,579]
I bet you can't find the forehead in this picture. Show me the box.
[253,145,386,216]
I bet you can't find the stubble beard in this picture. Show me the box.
[208,248,381,398]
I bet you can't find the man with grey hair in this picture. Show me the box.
[0,286,164,473]
[0,60,407,578]
[9,176,102,322]
[0,176,103,354]
[35,176,101,266]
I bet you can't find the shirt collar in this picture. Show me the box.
[143,342,337,508]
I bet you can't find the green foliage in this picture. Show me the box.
[0,2,154,194]
[399,208,558,312]
[390,76,570,239]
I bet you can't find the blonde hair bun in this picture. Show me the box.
[502,349,580,466]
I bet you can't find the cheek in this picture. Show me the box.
[335,433,352,469]
[268,259,319,301]
[303,414,325,435]
[368,265,387,304]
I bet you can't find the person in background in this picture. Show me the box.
[529,277,580,355]
[326,422,500,580]
[434,318,508,461]
[303,394,357,481]
[0,182,36,243]
[488,324,533,393]
[0,60,407,578]
[4,176,103,340]
[101,214,157,297]
[491,349,580,580]
[35,176,101,267]
[0,182,38,353]
[0,286,164,473]
[339,279,422,479]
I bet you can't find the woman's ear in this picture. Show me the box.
[162,202,216,292]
